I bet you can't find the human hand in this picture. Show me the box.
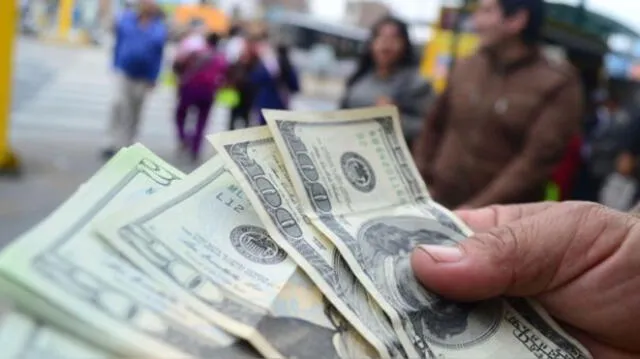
[411,201,640,358]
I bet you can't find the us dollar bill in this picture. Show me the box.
[264,106,593,359]
[0,305,109,359]
[210,126,410,359]
[0,145,252,358]
[96,157,377,359]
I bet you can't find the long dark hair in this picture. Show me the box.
[499,0,544,45]
[345,16,416,88]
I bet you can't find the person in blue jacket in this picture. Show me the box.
[241,28,300,126]
[102,0,167,159]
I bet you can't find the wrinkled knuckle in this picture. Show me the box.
[485,204,505,225]
[485,204,502,213]
[574,202,610,221]
[562,200,595,209]
[624,211,640,225]
[613,207,640,235]
[466,225,519,264]
[564,200,601,212]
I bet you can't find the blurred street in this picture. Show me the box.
[0,37,342,245]
[5,0,636,252]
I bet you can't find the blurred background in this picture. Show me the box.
[2,0,640,243]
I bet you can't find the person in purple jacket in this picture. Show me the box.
[102,0,167,159]
[173,32,228,163]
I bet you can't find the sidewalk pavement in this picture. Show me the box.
[0,133,197,247]
[0,137,103,245]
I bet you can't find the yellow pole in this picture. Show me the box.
[57,0,76,40]
[0,0,20,174]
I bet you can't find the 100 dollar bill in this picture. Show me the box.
[265,106,592,359]
[96,157,377,359]
[210,126,408,358]
[0,145,246,358]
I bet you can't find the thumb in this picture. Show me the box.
[411,202,628,301]
[410,240,512,302]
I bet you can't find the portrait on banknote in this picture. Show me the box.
[357,216,504,349]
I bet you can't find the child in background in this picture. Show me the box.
[599,150,639,211]
[173,32,227,162]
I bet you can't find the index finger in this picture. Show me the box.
[454,201,557,231]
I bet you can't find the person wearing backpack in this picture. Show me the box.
[173,32,227,163]
[102,0,167,160]
[243,24,300,126]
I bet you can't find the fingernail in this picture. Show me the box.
[418,245,464,263]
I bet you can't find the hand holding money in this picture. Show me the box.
[263,106,591,359]
[0,107,599,359]
[412,202,640,358]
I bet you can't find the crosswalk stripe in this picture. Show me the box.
[13,48,180,133]
[11,40,339,141]
[11,111,176,137]
[22,91,176,112]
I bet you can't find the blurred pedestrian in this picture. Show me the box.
[222,25,252,130]
[175,22,207,59]
[274,44,299,109]
[222,24,245,64]
[616,109,640,182]
[573,90,633,204]
[19,0,32,33]
[102,0,168,159]
[45,0,59,28]
[341,16,432,148]
[413,0,583,209]
[243,24,300,125]
[598,101,640,210]
[173,32,227,162]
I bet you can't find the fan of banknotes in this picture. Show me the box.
[0,107,592,359]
